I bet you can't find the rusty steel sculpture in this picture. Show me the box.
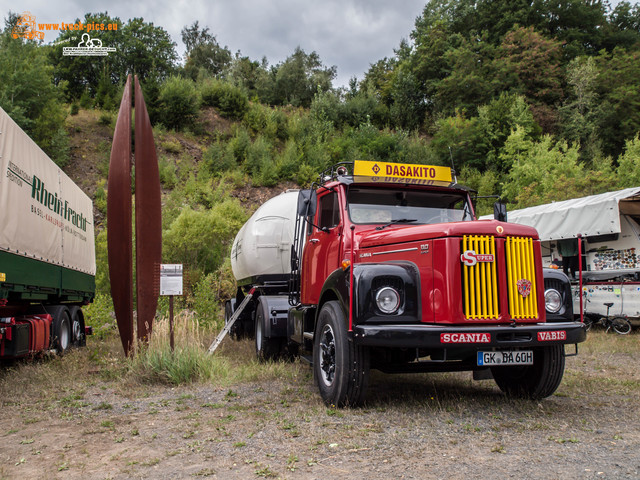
[107,74,162,355]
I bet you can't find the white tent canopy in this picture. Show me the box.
[490,187,640,241]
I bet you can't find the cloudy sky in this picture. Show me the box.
[2,0,427,87]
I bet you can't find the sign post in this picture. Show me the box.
[160,264,183,351]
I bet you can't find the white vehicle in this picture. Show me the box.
[504,188,640,322]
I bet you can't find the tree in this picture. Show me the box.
[500,126,615,208]
[477,92,540,171]
[595,46,640,157]
[271,47,336,108]
[49,13,177,100]
[0,13,69,166]
[495,26,564,132]
[617,135,640,187]
[157,76,200,130]
[181,21,232,80]
[559,56,600,160]
[433,36,498,116]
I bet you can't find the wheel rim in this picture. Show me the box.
[59,320,70,351]
[72,320,81,343]
[318,324,336,387]
[256,314,263,350]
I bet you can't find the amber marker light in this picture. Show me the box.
[341,259,351,270]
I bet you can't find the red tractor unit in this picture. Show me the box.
[226,161,585,406]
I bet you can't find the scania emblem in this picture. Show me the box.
[496,226,504,234]
[517,279,532,298]
[461,250,494,267]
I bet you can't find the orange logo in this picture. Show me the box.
[12,11,45,40]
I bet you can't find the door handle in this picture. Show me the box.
[310,238,319,243]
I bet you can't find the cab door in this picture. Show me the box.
[301,190,342,305]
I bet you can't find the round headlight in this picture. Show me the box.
[545,288,562,314]
[376,287,400,314]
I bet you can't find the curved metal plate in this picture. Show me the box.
[107,75,133,355]
[134,76,162,342]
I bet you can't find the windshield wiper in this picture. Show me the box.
[375,218,417,231]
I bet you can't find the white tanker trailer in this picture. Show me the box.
[230,190,299,285]
[226,190,301,343]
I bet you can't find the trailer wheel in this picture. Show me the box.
[225,300,239,340]
[313,301,369,407]
[255,297,282,362]
[69,306,85,347]
[491,345,565,400]
[52,310,72,355]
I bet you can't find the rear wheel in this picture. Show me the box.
[491,346,565,399]
[69,306,85,347]
[313,301,369,407]
[610,316,632,335]
[52,310,72,355]
[255,297,283,362]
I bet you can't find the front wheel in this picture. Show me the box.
[610,316,632,335]
[313,301,369,407]
[491,345,565,400]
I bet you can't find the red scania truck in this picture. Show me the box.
[227,161,585,406]
[0,107,95,359]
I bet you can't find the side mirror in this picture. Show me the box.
[297,189,317,217]
[494,201,507,222]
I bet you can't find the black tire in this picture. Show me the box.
[610,316,632,335]
[68,306,85,347]
[52,310,72,355]
[225,300,239,340]
[255,297,283,362]
[313,301,370,407]
[491,345,565,400]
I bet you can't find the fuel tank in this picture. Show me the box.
[231,190,299,284]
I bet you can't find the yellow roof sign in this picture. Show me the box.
[353,160,453,185]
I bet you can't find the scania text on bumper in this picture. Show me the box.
[352,322,586,348]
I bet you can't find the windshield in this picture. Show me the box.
[347,186,473,225]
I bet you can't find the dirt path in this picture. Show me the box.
[1,334,639,479]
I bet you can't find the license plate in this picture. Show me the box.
[477,350,533,366]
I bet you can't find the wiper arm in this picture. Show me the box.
[375,218,417,231]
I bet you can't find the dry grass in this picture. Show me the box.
[1,325,639,479]
[0,312,306,404]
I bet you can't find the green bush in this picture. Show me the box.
[244,136,272,176]
[94,180,107,214]
[200,79,249,120]
[228,127,251,163]
[158,76,200,130]
[276,140,302,180]
[203,142,236,174]
[158,156,178,188]
[296,164,316,187]
[84,294,115,340]
[70,103,80,115]
[79,90,93,109]
[163,200,247,277]
[98,112,113,126]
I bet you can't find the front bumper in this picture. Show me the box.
[352,321,587,348]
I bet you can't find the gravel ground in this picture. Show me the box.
[1,332,639,480]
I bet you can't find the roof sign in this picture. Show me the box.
[353,160,453,185]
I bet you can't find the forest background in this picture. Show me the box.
[2,0,640,328]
